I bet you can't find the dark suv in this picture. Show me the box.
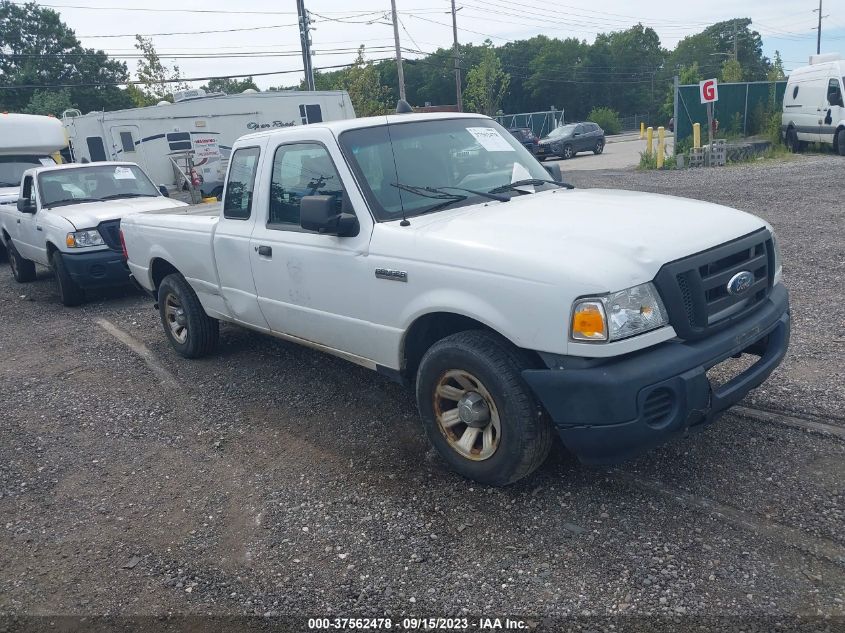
[537,122,605,160]
[507,127,539,155]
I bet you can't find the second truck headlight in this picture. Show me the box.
[66,230,105,248]
[572,282,668,342]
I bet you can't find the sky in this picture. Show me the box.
[31,0,845,91]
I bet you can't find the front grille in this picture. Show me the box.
[654,228,774,340]
[97,220,122,252]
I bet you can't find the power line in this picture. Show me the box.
[76,23,300,38]
[0,59,396,90]
[6,1,438,15]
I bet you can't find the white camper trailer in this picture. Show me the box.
[62,89,356,197]
[0,113,67,205]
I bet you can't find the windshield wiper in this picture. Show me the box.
[45,197,101,208]
[392,182,466,201]
[488,178,575,195]
[392,182,507,202]
[99,193,157,200]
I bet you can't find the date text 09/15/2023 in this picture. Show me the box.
[307,617,531,630]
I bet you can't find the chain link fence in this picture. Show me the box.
[494,110,565,138]
[675,80,787,145]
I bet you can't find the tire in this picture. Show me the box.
[7,241,36,283]
[51,251,85,307]
[593,139,605,155]
[537,156,546,162]
[787,127,803,153]
[0,240,7,263]
[561,144,574,160]
[415,330,553,486]
[158,273,218,358]
[837,129,845,156]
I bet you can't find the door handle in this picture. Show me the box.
[256,245,272,257]
[16,219,20,224]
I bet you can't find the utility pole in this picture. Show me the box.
[296,0,315,90]
[390,0,406,102]
[451,0,463,111]
[813,0,825,55]
[732,24,738,61]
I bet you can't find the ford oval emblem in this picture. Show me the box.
[727,271,754,295]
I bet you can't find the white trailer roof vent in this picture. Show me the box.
[157,100,172,106]
[242,88,258,94]
[173,88,207,102]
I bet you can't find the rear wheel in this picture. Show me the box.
[51,251,85,307]
[561,144,574,160]
[415,330,553,486]
[158,273,219,358]
[8,241,36,283]
[786,128,803,153]
[593,139,605,154]
[836,129,845,156]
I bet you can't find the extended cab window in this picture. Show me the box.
[268,143,344,228]
[223,147,260,220]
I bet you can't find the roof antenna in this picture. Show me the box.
[395,99,413,114]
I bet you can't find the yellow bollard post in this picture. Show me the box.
[693,122,701,149]
[646,127,654,155]
[656,126,665,168]
[640,121,645,139]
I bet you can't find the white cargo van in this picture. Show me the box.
[782,53,845,155]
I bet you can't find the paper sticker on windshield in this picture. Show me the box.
[114,167,136,180]
[39,158,55,166]
[466,127,514,152]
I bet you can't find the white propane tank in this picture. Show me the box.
[0,113,67,155]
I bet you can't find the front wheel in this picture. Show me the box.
[51,251,85,306]
[158,273,219,358]
[415,330,553,486]
[837,129,845,156]
[593,139,605,154]
[8,241,36,283]
[561,144,574,160]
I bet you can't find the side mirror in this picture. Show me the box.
[17,198,36,214]
[158,185,170,198]
[544,163,562,181]
[300,195,359,237]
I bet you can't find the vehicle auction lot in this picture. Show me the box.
[1,155,843,629]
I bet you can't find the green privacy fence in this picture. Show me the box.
[675,80,787,143]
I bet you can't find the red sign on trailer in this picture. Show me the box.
[700,78,719,104]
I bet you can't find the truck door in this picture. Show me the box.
[213,144,271,329]
[822,77,844,144]
[111,125,148,171]
[14,175,45,263]
[248,135,378,364]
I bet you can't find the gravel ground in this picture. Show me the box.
[0,155,843,632]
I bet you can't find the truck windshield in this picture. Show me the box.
[338,118,553,222]
[0,155,55,187]
[37,164,159,208]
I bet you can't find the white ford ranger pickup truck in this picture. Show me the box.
[121,112,790,485]
[0,162,186,306]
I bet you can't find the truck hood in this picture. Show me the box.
[52,197,189,230]
[374,188,767,291]
[0,186,18,205]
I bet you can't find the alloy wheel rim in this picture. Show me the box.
[10,254,18,276]
[164,293,188,344]
[433,369,501,461]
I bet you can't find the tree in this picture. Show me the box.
[133,35,188,105]
[201,77,259,94]
[0,1,132,113]
[721,59,743,83]
[23,89,73,116]
[464,41,510,116]
[767,51,786,81]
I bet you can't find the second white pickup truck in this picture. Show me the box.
[0,161,186,305]
[121,111,790,485]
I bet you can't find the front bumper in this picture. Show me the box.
[60,249,130,289]
[522,284,790,464]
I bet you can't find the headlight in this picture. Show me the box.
[66,229,105,248]
[571,282,668,342]
[772,232,783,285]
